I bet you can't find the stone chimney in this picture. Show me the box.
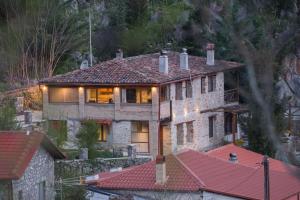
[206,43,215,66]
[116,49,123,59]
[229,152,238,163]
[155,155,167,184]
[180,48,189,70]
[159,50,168,74]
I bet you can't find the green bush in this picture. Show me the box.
[0,101,19,130]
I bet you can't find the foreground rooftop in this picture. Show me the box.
[88,144,300,200]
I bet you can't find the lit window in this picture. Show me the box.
[86,88,114,104]
[131,121,149,153]
[98,124,109,142]
[49,87,79,103]
[176,123,184,145]
[208,75,217,92]
[123,88,152,104]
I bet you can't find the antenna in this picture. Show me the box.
[88,3,93,67]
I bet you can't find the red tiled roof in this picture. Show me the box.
[207,144,297,172]
[0,131,65,180]
[90,148,300,200]
[40,52,242,85]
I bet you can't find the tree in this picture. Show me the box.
[0,101,19,130]
[76,120,99,159]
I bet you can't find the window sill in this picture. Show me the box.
[49,102,79,105]
[121,103,152,106]
[85,103,114,106]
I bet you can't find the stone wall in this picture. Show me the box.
[55,157,151,179]
[12,147,55,200]
[169,72,227,153]
[0,181,12,200]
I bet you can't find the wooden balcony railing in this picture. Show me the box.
[224,89,239,104]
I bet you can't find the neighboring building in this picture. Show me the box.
[0,131,65,200]
[40,45,244,156]
[86,145,300,200]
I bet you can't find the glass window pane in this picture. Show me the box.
[131,121,149,153]
[49,87,78,103]
[175,82,183,100]
[97,88,114,103]
[140,88,151,103]
[176,123,184,145]
[86,88,97,103]
[126,89,137,103]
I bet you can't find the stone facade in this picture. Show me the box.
[0,147,55,200]
[42,71,238,157]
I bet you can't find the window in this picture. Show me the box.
[201,77,206,94]
[209,116,216,138]
[186,121,194,143]
[224,112,233,135]
[208,75,217,92]
[186,81,193,98]
[86,88,114,103]
[131,121,149,153]
[18,190,23,200]
[176,123,184,145]
[98,124,109,142]
[175,82,183,100]
[38,181,46,200]
[123,88,152,104]
[160,85,170,102]
[49,87,78,103]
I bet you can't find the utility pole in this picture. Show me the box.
[262,155,270,200]
[88,3,93,67]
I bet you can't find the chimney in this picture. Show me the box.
[206,43,215,66]
[159,50,168,74]
[229,152,238,163]
[180,48,189,70]
[155,155,167,184]
[116,49,123,59]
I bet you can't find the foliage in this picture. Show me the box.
[76,120,100,159]
[0,101,19,130]
[47,120,68,148]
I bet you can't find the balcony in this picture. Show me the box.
[224,89,239,104]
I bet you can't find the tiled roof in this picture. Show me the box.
[0,131,65,180]
[206,144,297,172]
[90,148,300,200]
[40,52,242,85]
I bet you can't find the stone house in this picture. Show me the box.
[0,131,65,200]
[86,144,300,200]
[40,44,244,157]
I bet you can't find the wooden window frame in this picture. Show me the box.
[176,123,184,145]
[186,121,194,143]
[131,121,150,153]
[201,77,206,94]
[209,115,216,138]
[208,75,217,92]
[98,124,109,142]
[48,87,79,104]
[160,85,170,102]
[186,80,193,98]
[175,82,183,100]
[85,87,114,104]
[122,87,152,104]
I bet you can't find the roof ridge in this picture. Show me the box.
[172,153,206,188]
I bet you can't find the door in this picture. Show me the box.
[162,126,172,155]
